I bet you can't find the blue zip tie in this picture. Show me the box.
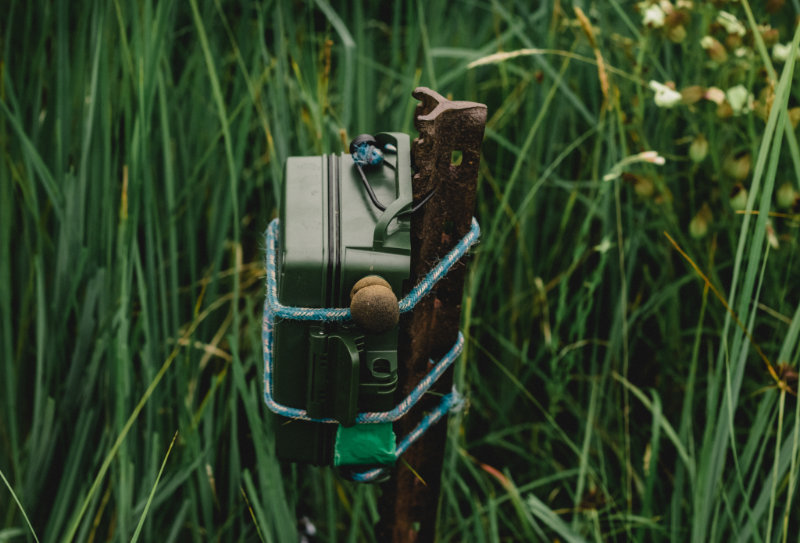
[262,217,480,478]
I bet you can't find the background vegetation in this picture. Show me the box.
[3,0,800,541]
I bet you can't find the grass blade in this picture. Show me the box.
[0,468,40,543]
[130,431,179,543]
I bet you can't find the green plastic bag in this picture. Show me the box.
[334,422,396,467]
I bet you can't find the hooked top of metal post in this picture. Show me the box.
[412,87,487,124]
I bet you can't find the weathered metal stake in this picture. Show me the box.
[376,87,487,542]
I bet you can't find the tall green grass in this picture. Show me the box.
[2,1,800,541]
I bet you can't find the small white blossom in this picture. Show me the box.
[704,87,726,104]
[638,150,667,165]
[676,0,693,8]
[716,11,746,37]
[641,4,666,27]
[594,237,613,254]
[772,43,797,63]
[649,80,683,108]
[603,151,666,181]
[726,85,753,115]
[700,36,716,49]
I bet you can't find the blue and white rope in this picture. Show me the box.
[350,388,465,483]
[264,217,481,321]
[262,217,479,479]
[262,301,464,424]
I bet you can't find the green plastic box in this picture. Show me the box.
[273,133,412,469]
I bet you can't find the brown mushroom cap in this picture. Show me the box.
[350,284,399,334]
[349,275,392,301]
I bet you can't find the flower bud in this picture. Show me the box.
[668,24,687,43]
[729,183,748,211]
[701,36,728,62]
[725,33,742,50]
[624,173,655,198]
[716,101,734,119]
[681,86,706,105]
[789,107,800,129]
[753,100,770,121]
[776,182,798,209]
[666,9,689,27]
[689,134,709,163]
[760,26,780,46]
[689,203,713,239]
[723,152,751,180]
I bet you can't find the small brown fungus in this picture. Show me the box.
[350,275,392,300]
[349,276,399,334]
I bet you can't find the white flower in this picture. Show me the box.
[726,85,753,115]
[649,80,683,108]
[704,87,726,104]
[637,150,667,165]
[716,11,746,37]
[603,151,666,181]
[594,237,613,254]
[641,4,666,27]
[772,43,796,63]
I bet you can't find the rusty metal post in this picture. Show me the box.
[376,88,487,542]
